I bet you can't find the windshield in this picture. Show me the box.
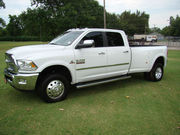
[49,31,84,46]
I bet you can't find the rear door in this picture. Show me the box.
[74,32,107,83]
[105,32,131,76]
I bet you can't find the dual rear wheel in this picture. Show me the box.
[145,63,164,82]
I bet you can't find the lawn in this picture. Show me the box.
[0,42,180,135]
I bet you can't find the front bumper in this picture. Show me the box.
[4,69,39,91]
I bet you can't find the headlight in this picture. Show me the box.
[17,60,38,71]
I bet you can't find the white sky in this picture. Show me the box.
[0,0,180,29]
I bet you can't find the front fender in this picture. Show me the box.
[36,60,76,84]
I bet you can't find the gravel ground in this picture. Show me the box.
[158,41,180,50]
[167,47,180,50]
[146,41,180,50]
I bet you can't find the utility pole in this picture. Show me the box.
[103,0,106,29]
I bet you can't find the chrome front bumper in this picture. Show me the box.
[4,69,39,91]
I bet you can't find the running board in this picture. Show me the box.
[76,75,131,89]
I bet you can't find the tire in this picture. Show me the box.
[37,74,69,103]
[145,63,164,82]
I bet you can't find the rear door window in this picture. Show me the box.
[106,32,124,47]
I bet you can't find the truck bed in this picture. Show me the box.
[128,45,167,74]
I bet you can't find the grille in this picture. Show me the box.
[5,53,18,73]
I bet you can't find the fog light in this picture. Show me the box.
[18,79,27,85]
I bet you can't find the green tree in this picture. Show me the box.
[149,27,161,34]
[0,17,5,27]
[0,0,5,26]
[117,10,149,35]
[30,0,149,36]
[30,0,104,28]
[0,0,5,9]
[161,26,171,36]
[0,0,6,36]
[170,15,180,36]
[106,13,120,29]
[0,18,6,36]
[29,0,105,39]
[19,8,57,40]
[3,0,151,40]
[6,15,22,36]
[161,15,180,36]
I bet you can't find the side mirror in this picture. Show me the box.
[75,40,94,49]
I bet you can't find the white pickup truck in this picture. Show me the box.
[4,28,167,102]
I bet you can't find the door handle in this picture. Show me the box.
[123,51,129,53]
[98,52,105,55]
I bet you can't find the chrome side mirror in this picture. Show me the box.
[75,40,95,49]
[83,40,94,46]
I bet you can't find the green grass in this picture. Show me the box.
[0,42,180,135]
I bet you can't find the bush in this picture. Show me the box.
[0,36,40,41]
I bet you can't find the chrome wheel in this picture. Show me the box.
[46,80,65,99]
[155,67,162,80]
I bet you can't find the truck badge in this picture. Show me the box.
[76,59,85,64]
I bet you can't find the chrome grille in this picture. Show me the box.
[5,53,18,73]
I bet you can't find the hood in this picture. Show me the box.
[6,44,65,60]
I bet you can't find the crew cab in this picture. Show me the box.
[4,28,167,102]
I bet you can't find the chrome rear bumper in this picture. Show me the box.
[4,69,39,91]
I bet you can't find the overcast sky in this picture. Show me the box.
[0,0,180,29]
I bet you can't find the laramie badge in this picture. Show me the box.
[76,59,85,64]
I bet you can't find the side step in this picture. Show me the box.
[76,75,131,89]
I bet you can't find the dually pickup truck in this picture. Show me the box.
[4,28,167,102]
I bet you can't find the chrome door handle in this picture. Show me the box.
[123,51,129,53]
[98,52,105,55]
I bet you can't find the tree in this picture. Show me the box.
[116,10,149,35]
[0,0,6,36]
[31,1,150,36]
[28,0,105,39]
[31,0,104,29]
[0,17,5,27]
[161,15,180,36]
[170,15,180,36]
[0,18,6,36]
[161,26,171,36]
[149,27,161,34]
[19,7,57,40]
[0,0,5,26]
[6,15,22,36]
[106,13,120,29]
[3,0,151,41]
[0,0,5,9]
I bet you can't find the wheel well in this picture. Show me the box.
[36,65,72,89]
[154,57,164,66]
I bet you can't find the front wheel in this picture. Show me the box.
[38,74,69,102]
[145,63,164,82]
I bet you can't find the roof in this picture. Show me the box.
[67,28,124,33]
